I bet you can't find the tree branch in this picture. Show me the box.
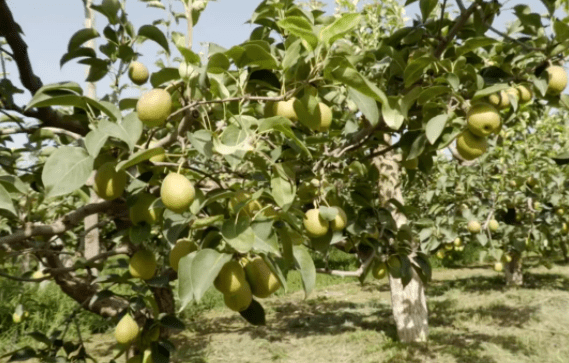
[434,2,478,59]
[0,199,126,247]
[316,249,376,277]
[0,0,89,135]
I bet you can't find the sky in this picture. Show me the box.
[1,0,555,119]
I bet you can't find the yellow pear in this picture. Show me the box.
[545,65,568,95]
[244,256,281,298]
[115,314,139,345]
[488,219,499,232]
[488,91,509,109]
[129,193,162,225]
[453,237,462,247]
[402,158,418,170]
[387,256,402,278]
[315,102,333,132]
[93,162,127,201]
[303,208,329,237]
[148,141,166,163]
[329,206,348,231]
[228,191,262,217]
[12,312,22,323]
[169,239,197,272]
[494,262,504,272]
[32,270,46,280]
[456,130,487,160]
[214,260,247,295]
[224,282,253,312]
[142,349,153,363]
[129,250,157,280]
[128,61,149,85]
[444,243,454,251]
[516,84,532,103]
[436,250,445,259]
[127,356,142,363]
[136,89,172,128]
[160,173,195,214]
[467,103,500,137]
[467,220,481,233]
[273,99,298,121]
[372,261,387,279]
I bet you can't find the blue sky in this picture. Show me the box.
[2,0,552,106]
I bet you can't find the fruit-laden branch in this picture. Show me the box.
[167,90,298,121]
[0,270,51,282]
[0,126,82,139]
[45,247,130,275]
[0,199,127,248]
[433,2,479,59]
[0,0,89,136]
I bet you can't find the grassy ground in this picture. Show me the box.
[80,263,569,363]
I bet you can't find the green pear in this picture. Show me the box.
[160,173,195,213]
[545,65,568,95]
[136,89,172,128]
[303,208,329,237]
[93,162,127,201]
[128,61,149,85]
[467,103,501,137]
[456,130,487,160]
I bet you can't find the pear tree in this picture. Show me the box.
[1,0,569,360]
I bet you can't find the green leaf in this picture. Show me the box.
[407,134,427,160]
[207,53,230,73]
[554,19,569,43]
[42,147,94,198]
[251,221,280,256]
[26,94,86,111]
[277,16,318,51]
[292,245,315,299]
[347,88,379,125]
[178,250,232,309]
[404,55,434,87]
[0,175,28,194]
[326,56,387,104]
[138,25,170,54]
[473,83,510,99]
[60,47,97,68]
[419,0,437,21]
[67,28,99,52]
[0,183,16,216]
[121,112,143,148]
[159,315,185,330]
[150,68,180,88]
[187,130,214,158]
[222,218,256,253]
[456,37,498,56]
[271,174,296,211]
[259,117,311,157]
[98,120,134,150]
[116,147,165,171]
[425,114,449,144]
[84,130,108,157]
[382,97,405,130]
[319,13,361,45]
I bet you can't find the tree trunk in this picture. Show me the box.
[372,136,428,343]
[560,241,569,263]
[505,253,523,287]
[83,0,100,275]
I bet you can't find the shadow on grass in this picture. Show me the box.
[427,272,569,297]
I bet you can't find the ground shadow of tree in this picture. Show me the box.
[427,272,569,297]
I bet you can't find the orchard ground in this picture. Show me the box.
[4,252,569,363]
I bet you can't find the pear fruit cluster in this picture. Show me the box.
[268,96,333,132]
[214,260,253,312]
[214,256,282,312]
[303,206,347,237]
[457,102,500,161]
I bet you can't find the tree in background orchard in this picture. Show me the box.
[1,0,569,360]
[408,105,569,287]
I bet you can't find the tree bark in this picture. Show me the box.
[560,241,569,263]
[505,253,523,287]
[372,136,428,343]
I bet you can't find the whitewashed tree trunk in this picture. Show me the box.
[505,253,523,287]
[83,0,100,275]
[372,136,428,343]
